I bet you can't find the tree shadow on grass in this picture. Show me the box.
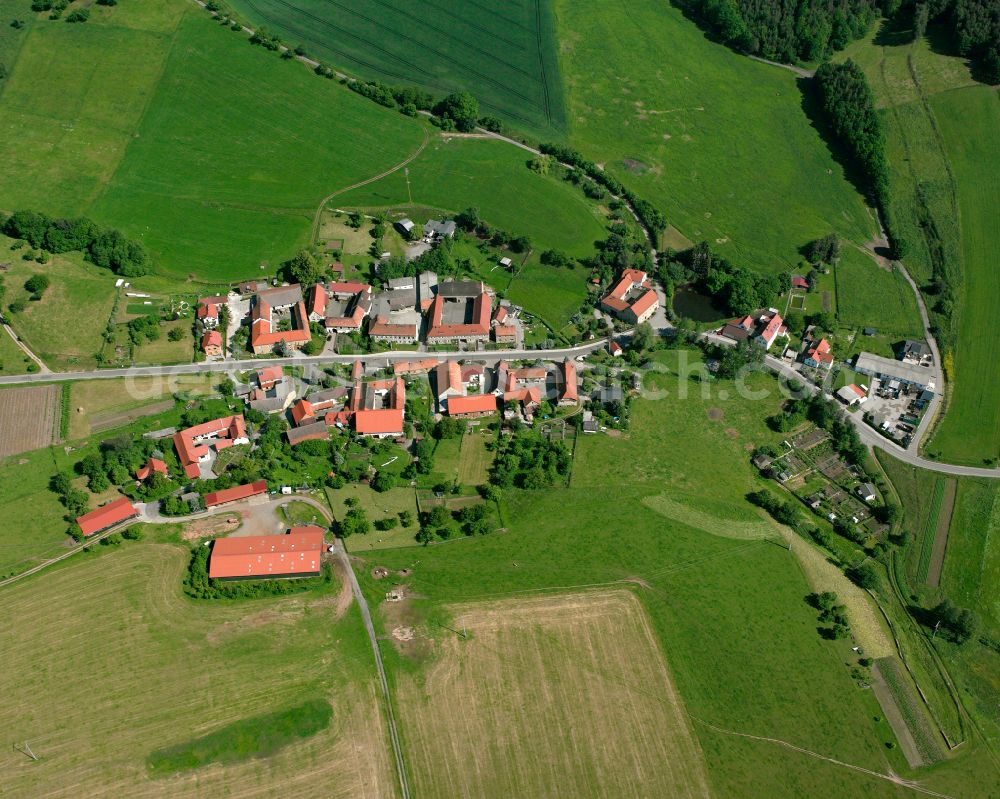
[795,76,877,208]
[874,14,915,47]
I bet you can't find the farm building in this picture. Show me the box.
[203,480,268,508]
[426,292,491,345]
[600,269,658,325]
[249,286,312,354]
[854,352,934,391]
[173,415,248,479]
[287,421,330,447]
[395,218,415,236]
[208,526,325,580]
[76,496,140,537]
[368,315,419,344]
[559,359,579,405]
[350,377,406,438]
[447,393,498,418]
[836,384,868,406]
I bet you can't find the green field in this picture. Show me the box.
[0,534,397,797]
[923,87,1000,464]
[834,247,923,336]
[0,237,116,371]
[554,0,876,271]
[0,327,33,375]
[0,1,425,282]
[327,483,420,551]
[355,353,986,796]
[838,27,999,464]
[222,0,567,136]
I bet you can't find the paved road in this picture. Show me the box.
[0,340,611,385]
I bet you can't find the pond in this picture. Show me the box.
[672,286,726,322]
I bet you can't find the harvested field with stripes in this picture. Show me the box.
[0,539,395,799]
[394,590,711,798]
[0,384,59,459]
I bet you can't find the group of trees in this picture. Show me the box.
[1,210,150,276]
[930,598,980,643]
[807,591,853,640]
[920,0,1000,82]
[663,240,785,317]
[808,233,841,266]
[814,61,891,216]
[452,206,532,254]
[537,143,666,238]
[489,430,571,489]
[692,0,881,62]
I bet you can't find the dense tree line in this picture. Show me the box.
[813,61,891,213]
[691,0,885,62]
[1,210,150,276]
[932,0,1000,82]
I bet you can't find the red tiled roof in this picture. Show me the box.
[434,360,463,397]
[354,408,404,435]
[328,281,371,295]
[629,289,658,318]
[136,458,168,481]
[368,315,418,338]
[393,358,438,375]
[609,341,623,354]
[204,480,267,508]
[202,330,222,350]
[197,302,218,320]
[173,415,247,479]
[351,360,363,379]
[493,325,517,339]
[758,312,784,344]
[447,393,498,416]
[504,386,542,406]
[493,306,508,323]
[427,293,491,340]
[250,300,311,350]
[308,283,327,317]
[208,526,325,579]
[76,496,139,537]
[791,276,809,289]
[561,359,578,403]
[257,366,283,387]
[849,383,866,398]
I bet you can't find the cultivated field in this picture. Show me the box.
[223,0,567,136]
[68,374,215,439]
[0,1,425,281]
[0,384,58,458]
[0,538,396,798]
[395,590,711,798]
[554,0,875,272]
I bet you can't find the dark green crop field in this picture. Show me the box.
[225,0,567,136]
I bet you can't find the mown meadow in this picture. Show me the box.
[355,353,991,797]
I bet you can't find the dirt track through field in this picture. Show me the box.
[871,659,925,768]
[394,590,711,799]
[0,385,58,459]
[926,479,956,587]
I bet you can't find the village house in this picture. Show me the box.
[135,457,168,482]
[426,289,491,345]
[208,526,325,580]
[447,393,498,418]
[322,281,372,334]
[802,336,834,370]
[244,366,292,414]
[196,299,221,328]
[424,219,456,241]
[600,269,659,325]
[433,360,464,412]
[368,315,420,344]
[558,359,579,406]
[249,285,311,354]
[201,329,223,357]
[350,377,406,438]
[173,415,249,479]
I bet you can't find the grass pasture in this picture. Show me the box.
[924,86,1000,464]
[222,0,567,136]
[457,428,492,486]
[360,352,928,797]
[0,328,33,375]
[396,590,711,798]
[327,483,420,551]
[1,237,117,371]
[0,536,396,798]
[834,248,922,336]
[554,0,875,273]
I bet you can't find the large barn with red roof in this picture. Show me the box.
[208,526,326,580]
